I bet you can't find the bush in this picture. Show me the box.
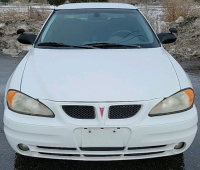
[161,0,195,22]
[1,0,10,2]
[69,0,108,3]
[47,0,65,6]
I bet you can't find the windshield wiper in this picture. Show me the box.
[37,42,96,49]
[83,42,141,48]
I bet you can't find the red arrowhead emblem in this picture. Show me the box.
[100,108,104,117]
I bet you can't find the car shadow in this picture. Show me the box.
[15,153,184,170]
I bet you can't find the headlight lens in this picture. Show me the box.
[7,90,54,117]
[149,89,194,116]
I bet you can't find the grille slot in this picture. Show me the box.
[128,145,166,150]
[124,151,165,156]
[39,152,80,157]
[62,105,95,119]
[37,146,77,150]
[80,147,125,151]
[84,154,121,157]
[109,105,141,119]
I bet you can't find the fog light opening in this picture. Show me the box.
[18,143,30,151]
[174,142,185,150]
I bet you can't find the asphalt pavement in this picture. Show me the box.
[0,52,199,170]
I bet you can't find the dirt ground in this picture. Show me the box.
[0,6,199,59]
[163,17,200,60]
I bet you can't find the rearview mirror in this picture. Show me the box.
[17,29,37,45]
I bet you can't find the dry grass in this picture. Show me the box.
[189,5,200,17]
[17,0,30,4]
[124,0,140,4]
[0,6,51,21]
[161,0,199,22]
[29,6,51,20]
[109,0,140,4]
[108,0,160,4]
[0,8,26,21]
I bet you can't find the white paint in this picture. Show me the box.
[21,48,180,102]
[56,3,138,10]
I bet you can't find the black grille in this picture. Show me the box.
[37,146,77,150]
[84,155,121,157]
[124,151,165,157]
[128,145,166,150]
[62,105,95,119]
[80,147,125,151]
[39,152,80,157]
[108,105,141,119]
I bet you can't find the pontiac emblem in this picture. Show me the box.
[100,108,104,117]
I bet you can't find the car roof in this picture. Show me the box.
[55,3,138,10]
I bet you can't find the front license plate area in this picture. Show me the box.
[81,128,123,147]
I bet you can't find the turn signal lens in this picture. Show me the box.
[149,89,194,116]
[7,91,16,108]
[185,89,194,106]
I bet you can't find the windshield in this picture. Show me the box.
[35,9,160,49]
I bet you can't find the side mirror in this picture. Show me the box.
[157,28,177,44]
[17,29,37,45]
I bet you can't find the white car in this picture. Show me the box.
[4,3,198,161]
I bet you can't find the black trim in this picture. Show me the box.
[39,152,80,157]
[7,89,55,118]
[124,151,165,156]
[80,147,125,151]
[149,88,194,117]
[37,146,76,150]
[84,154,121,157]
[128,145,166,150]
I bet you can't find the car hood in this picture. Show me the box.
[21,48,180,101]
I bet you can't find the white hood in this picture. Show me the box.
[21,48,180,101]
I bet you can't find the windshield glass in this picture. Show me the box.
[36,9,160,48]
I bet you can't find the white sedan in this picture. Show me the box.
[4,3,198,161]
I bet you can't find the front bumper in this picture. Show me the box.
[4,99,198,161]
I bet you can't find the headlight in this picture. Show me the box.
[7,90,54,117]
[149,89,194,116]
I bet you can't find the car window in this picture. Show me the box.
[36,9,160,48]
